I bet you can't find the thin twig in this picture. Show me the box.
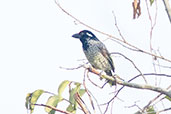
[102,86,124,114]
[34,103,74,114]
[73,64,171,113]
[158,107,171,113]
[162,0,171,23]
[145,0,159,86]
[74,92,90,114]
[109,38,140,52]
[112,11,126,42]
[131,73,171,79]
[142,85,171,112]
[145,0,158,53]
[111,52,147,83]
[59,64,86,70]
[54,0,171,63]
[87,91,103,114]
[83,70,97,114]
[87,73,104,89]
[87,67,171,98]
[84,70,103,114]
[118,81,171,98]
[154,64,171,69]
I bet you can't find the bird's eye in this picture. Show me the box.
[80,32,84,36]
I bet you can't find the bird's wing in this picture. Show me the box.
[97,42,115,72]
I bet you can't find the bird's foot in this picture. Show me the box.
[99,71,104,80]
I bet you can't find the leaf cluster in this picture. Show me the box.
[25,80,86,114]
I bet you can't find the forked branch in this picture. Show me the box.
[87,67,171,98]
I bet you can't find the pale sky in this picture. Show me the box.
[0,0,171,114]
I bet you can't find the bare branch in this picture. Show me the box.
[54,0,171,63]
[86,66,171,113]
[162,0,171,23]
[59,63,88,70]
[60,63,171,113]
[109,38,140,52]
[87,67,171,98]
[155,64,171,69]
[158,107,171,113]
[145,0,158,51]
[117,79,171,98]
[83,70,97,113]
[145,0,159,76]
[74,92,90,114]
[111,52,147,83]
[142,85,171,112]
[112,11,126,42]
[86,90,103,114]
[102,85,124,114]
[132,73,171,79]
[87,73,104,89]
[34,103,74,114]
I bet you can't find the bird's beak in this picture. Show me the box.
[72,33,80,39]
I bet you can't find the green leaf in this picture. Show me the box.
[146,106,156,114]
[69,83,81,104]
[30,89,44,112]
[49,110,55,114]
[79,89,86,97]
[149,0,154,5]
[165,96,171,102]
[69,88,77,105]
[74,82,81,86]
[134,111,141,114]
[66,82,81,113]
[45,95,62,113]
[134,106,156,114]
[25,93,32,110]
[58,80,70,96]
[66,104,76,114]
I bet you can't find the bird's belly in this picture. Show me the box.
[84,50,111,71]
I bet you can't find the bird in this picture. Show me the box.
[72,30,115,85]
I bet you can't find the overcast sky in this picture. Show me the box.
[0,0,171,114]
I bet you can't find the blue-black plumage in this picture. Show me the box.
[72,30,115,85]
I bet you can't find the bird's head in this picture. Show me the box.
[72,30,98,43]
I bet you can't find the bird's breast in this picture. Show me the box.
[83,44,111,71]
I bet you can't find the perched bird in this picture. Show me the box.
[72,30,115,85]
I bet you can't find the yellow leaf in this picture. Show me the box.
[45,95,62,113]
[58,80,70,96]
[30,89,44,112]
